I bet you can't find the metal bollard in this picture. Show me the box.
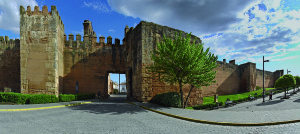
[98,91,101,99]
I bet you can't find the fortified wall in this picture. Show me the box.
[124,21,284,106]
[0,36,20,93]
[0,5,284,107]
[63,20,126,97]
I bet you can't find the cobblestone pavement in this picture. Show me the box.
[0,89,299,133]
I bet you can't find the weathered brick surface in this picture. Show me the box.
[0,6,285,108]
[62,44,126,98]
[19,5,64,98]
[0,38,20,93]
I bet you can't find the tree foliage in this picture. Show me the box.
[146,31,219,108]
[294,76,300,87]
[274,74,296,98]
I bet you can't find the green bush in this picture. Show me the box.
[153,92,181,108]
[193,102,219,110]
[256,86,262,90]
[113,89,119,94]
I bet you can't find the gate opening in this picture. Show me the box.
[108,73,126,95]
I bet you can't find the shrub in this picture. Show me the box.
[153,92,181,108]
[192,102,219,110]
[256,86,262,90]
[113,89,119,94]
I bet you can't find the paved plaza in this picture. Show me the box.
[0,88,299,133]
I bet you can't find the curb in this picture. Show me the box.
[0,97,111,111]
[122,100,300,126]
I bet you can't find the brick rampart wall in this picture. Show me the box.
[62,43,126,98]
[129,21,204,106]
[256,69,284,89]
[124,21,284,107]
[0,37,20,93]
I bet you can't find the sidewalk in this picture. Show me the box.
[124,88,300,125]
[0,98,107,111]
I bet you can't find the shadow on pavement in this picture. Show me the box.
[256,99,284,106]
[293,99,300,103]
[64,94,173,115]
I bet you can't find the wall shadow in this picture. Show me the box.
[0,42,20,93]
[64,95,176,115]
[62,45,127,98]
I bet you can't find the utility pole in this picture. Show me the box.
[119,73,120,95]
[263,56,270,103]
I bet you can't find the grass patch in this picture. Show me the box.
[184,87,293,110]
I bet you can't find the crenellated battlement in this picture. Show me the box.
[64,34,122,45]
[63,33,124,51]
[20,5,64,30]
[0,36,20,50]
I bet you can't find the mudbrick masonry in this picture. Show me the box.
[0,5,283,107]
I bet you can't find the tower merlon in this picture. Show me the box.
[68,33,74,41]
[76,34,81,41]
[107,36,112,44]
[124,25,129,37]
[115,38,120,45]
[229,59,235,65]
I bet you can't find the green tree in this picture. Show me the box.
[293,76,300,92]
[274,74,296,98]
[146,31,219,109]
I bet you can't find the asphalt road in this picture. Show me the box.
[0,94,300,134]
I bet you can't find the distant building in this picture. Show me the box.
[120,82,126,93]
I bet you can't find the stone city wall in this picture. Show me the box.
[256,69,284,89]
[131,21,203,107]
[124,21,284,107]
[63,35,126,98]
[0,36,20,93]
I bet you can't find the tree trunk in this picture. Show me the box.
[294,86,295,93]
[184,85,195,109]
[179,82,184,109]
[285,87,287,98]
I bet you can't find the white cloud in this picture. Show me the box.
[271,55,300,61]
[83,1,110,13]
[108,29,115,32]
[107,0,300,66]
[0,0,38,34]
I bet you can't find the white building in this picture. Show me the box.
[120,83,126,93]
[112,82,126,93]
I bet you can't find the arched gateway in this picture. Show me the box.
[0,5,284,107]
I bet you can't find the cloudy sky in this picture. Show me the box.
[0,0,299,84]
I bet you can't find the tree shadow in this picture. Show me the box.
[293,99,300,103]
[256,99,284,106]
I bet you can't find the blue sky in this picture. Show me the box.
[0,0,299,84]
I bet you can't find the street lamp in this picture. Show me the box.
[119,73,120,95]
[263,56,269,103]
[287,69,291,93]
[287,69,291,74]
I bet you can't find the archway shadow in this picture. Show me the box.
[64,94,175,115]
